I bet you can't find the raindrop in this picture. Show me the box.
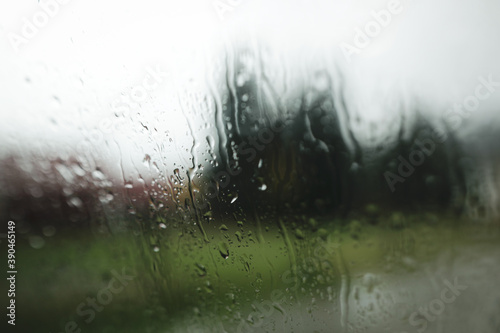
[92,170,105,180]
[313,72,329,91]
[236,73,247,87]
[68,197,83,208]
[26,185,43,198]
[349,220,362,239]
[143,154,151,166]
[42,226,56,237]
[230,195,238,204]
[99,193,114,204]
[218,242,229,259]
[308,218,318,230]
[195,263,207,277]
[71,164,86,177]
[390,212,406,229]
[295,228,305,240]
[361,273,379,293]
[206,135,215,151]
[29,236,45,249]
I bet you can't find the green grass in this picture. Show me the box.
[11,213,500,332]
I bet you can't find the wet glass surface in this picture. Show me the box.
[1,1,500,332]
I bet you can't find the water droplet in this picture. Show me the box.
[92,170,105,180]
[195,263,207,277]
[143,154,151,166]
[349,220,362,239]
[236,73,247,87]
[230,195,238,204]
[390,212,406,229]
[68,197,83,208]
[26,185,43,198]
[205,281,214,293]
[308,218,318,230]
[99,193,114,204]
[71,164,85,177]
[295,228,305,240]
[52,95,61,106]
[42,226,56,237]
[218,242,229,259]
[361,273,379,293]
[29,236,45,249]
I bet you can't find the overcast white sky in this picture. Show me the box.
[0,0,499,170]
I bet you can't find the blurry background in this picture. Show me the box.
[1,0,500,221]
[1,0,500,332]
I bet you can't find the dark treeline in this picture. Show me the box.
[207,47,467,220]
